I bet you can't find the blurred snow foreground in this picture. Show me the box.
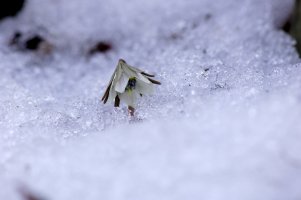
[0,0,301,199]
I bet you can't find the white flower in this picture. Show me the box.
[101,59,161,111]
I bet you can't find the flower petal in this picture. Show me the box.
[114,72,129,93]
[101,82,111,104]
[136,79,154,94]
[114,95,120,107]
[119,91,138,107]
[136,72,152,84]
[141,72,155,77]
[125,65,152,84]
[108,85,117,102]
[111,64,123,89]
[147,78,161,85]
[121,64,137,78]
[101,65,119,103]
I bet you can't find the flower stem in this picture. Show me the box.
[128,106,135,116]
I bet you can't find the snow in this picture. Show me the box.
[0,0,301,199]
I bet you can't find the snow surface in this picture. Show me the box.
[1,0,301,199]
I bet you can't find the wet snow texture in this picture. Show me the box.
[1,0,301,199]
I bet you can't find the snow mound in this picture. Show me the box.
[0,0,301,199]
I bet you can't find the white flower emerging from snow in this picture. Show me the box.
[102,59,161,116]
